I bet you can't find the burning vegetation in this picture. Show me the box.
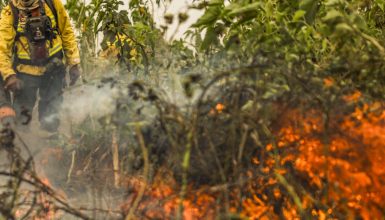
[1,91,384,219]
[1,0,385,219]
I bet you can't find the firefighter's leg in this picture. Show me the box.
[38,65,66,132]
[0,78,16,126]
[0,78,11,107]
[13,74,39,126]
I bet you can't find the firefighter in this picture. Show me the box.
[0,0,81,132]
[99,21,140,73]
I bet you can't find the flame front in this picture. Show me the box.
[237,99,385,219]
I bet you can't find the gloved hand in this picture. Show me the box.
[0,106,16,128]
[4,75,22,92]
[69,64,81,86]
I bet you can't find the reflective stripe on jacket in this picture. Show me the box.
[0,0,80,80]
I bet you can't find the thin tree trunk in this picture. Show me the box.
[111,127,120,188]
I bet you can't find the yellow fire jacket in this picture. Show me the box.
[99,34,138,62]
[0,0,80,80]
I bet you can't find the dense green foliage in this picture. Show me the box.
[192,0,385,98]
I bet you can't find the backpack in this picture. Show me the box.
[9,0,61,67]
[9,0,59,35]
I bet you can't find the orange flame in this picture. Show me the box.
[239,98,385,219]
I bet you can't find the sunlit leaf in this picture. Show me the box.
[335,23,353,33]
[293,10,306,22]
[224,2,263,17]
[322,9,344,22]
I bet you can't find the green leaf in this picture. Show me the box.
[335,23,353,33]
[95,11,105,33]
[200,26,218,50]
[293,10,306,22]
[321,39,328,52]
[375,0,385,11]
[325,0,343,6]
[208,0,223,6]
[299,0,319,24]
[352,14,367,30]
[192,5,222,27]
[225,2,263,17]
[322,9,344,22]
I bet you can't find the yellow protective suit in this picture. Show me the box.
[99,34,138,62]
[0,0,80,80]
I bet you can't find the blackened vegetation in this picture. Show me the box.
[0,126,91,219]
[71,71,290,186]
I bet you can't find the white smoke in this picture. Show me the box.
[61,83,121,124]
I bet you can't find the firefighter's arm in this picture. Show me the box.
[0,6,17,80]
[53,0,80,67]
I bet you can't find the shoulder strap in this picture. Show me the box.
[44,0,59,30]
[9,1,19,32]
[39,0,46,16]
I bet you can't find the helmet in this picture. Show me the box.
[12,0,39,10]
